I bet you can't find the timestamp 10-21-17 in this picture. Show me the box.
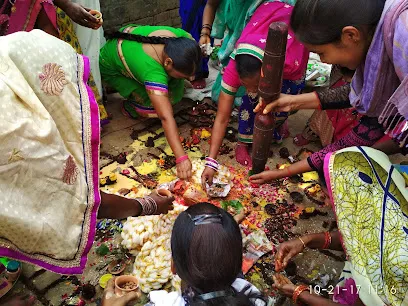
[309,285,398,296]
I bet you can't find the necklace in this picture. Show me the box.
[150,44,163,65]
[247,92,258,105]
[247,91,258,99]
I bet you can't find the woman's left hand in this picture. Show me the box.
[254,94,296,114]
[177,158,192,180]
[249,170,284,184]
[272,274,296,298]
[64,3,101,29]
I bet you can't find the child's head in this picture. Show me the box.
[171,203,259,305]
[236,55,262,94]
[291,0,386,69]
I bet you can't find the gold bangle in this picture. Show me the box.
[298,237,307,249]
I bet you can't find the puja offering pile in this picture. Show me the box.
[121,205,186,293]
[97,129,334,302]
[121,282,138,290]
[157,159,234,205]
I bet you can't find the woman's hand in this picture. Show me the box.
[101,278,140,306]
[201,166,216,189]
[255,92,321,115]
[272,274,296,298]
[176,158,192,180]
[64,2,101,29]
[254,94,296,114]
[148,192,175,215]
[199,34,211,47]
[275,238,305,272]
[249,169,285,184]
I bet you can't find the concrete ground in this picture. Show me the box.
[2,90,404,305]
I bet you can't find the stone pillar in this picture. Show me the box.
[251,22,288,174]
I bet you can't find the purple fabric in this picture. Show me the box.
[350,0,408,147]
[0,280,7,290]
[78,54,101,274]
[334,278,359,305]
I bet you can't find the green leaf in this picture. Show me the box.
[221,200,243,212]
[96,244,110,256]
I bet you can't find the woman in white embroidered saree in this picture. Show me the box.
[0,30,173,275]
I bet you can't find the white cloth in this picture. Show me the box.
[147,278,266,306]
[148,290,185,306]
[71,0,105,96]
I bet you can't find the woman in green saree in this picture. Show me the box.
[100,25,201,179]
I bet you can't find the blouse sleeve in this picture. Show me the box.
[144,70,169,97]
[318,84,352,110]
[220,58,242,96]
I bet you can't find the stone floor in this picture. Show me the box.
[2,92,404,306]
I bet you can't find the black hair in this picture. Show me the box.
[290,0,386,45]
[110,31,201,76]
[171,203,266,306]
[235,54,262,79]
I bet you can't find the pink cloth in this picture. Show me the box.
[7,0,57,34]
[222,1,308,89]
[328,79,390,144]
[334,278,359,305]
[222,59,240,91]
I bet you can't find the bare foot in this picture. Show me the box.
[235,143,252,167]
[293,134,310,146]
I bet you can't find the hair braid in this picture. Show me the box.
[107,28,201,76]
[109,32,177,44]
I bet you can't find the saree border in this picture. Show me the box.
[0,54,100,274]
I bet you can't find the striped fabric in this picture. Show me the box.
[221,80,238,95]
[145,81,168,96]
